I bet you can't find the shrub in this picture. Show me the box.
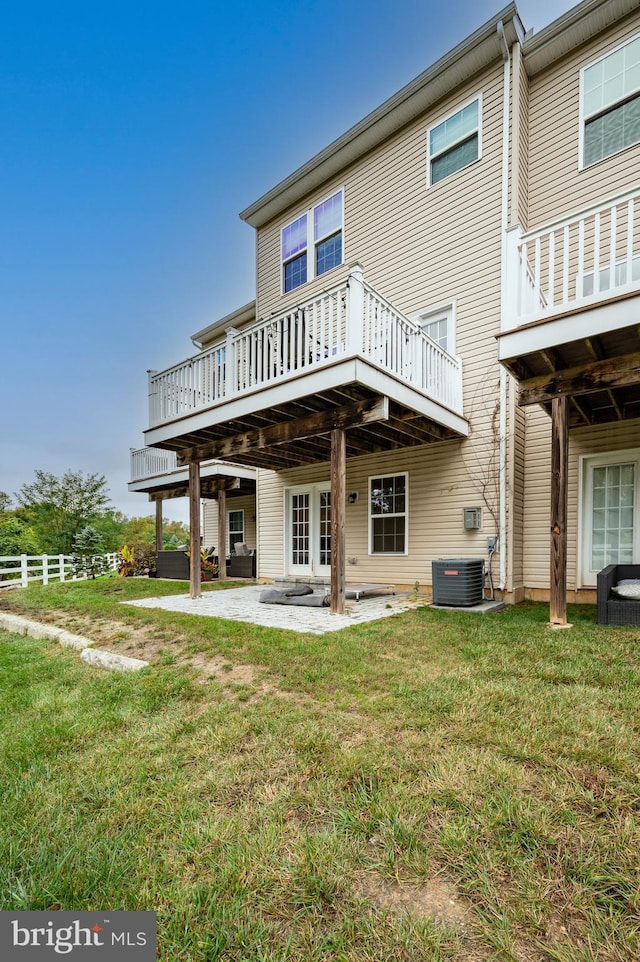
[71,526,109,580]
[118,542,157,577]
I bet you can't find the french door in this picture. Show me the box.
[287,484,331,577]
[580,451,639,586]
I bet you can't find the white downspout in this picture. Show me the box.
[498,20,510,593]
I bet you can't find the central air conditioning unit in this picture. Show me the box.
[432,558,484,606]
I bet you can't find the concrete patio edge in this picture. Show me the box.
[0,611,148,671]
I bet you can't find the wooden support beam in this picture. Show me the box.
[176,396,389,465]
[387,416,447,444]
[155,497,163,554]
[148,476,241,501]
[549,396,569,627]
[218,488,227,580]
[189,461,201,599]
[518,352,640,406]
[585,337,623,420]
[330,427,346,615]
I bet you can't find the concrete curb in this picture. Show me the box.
[0,611,148,671]
[81,648,148,672]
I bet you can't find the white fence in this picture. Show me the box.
[0,553,119,588]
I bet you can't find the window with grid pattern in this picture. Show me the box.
[282,190,343,293]
[582,35,640,167]
[428,98,480,186]
[369,474,407,554]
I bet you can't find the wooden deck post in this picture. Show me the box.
[155,497,163,554]
[218,489,227,580]
[330,427,346,614]
[550,395,569,626]
[189,461,201,599]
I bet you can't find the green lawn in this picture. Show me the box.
[0,577,638,961]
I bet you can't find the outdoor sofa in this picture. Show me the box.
[597,564,640,625]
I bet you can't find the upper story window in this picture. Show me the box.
[282,190,344,293]
[427,97,481,186]
[416,303,455,354]
[581,34,640,168]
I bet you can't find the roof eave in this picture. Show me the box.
[240,4,523,229]
[191,300,257,349]
[523,0,639,76]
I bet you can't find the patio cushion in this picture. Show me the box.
[612,579,640,599]
[259,586,328,606]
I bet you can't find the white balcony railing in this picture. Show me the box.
[130,447,178,482]
[147,266,463,428]
[505,186,640,329]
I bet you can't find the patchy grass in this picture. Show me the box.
[0,577,638,961]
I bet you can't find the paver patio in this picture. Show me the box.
[126,584,424,635]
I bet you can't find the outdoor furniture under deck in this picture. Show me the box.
[227,547,256,578]
[597,564,640,625]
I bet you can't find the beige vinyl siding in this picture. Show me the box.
[527,9,640,229]
[252,58,515,590]
[257,439,508,588]
[522,409,640,591]
[256,64,504,334]
[255,468,286,578]
[202,495,256,556]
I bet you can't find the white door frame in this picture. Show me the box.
[284,482,331,577]
[578,448,640,587]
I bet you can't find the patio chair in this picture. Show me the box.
[597,564,640,625]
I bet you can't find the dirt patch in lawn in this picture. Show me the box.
[0,602,290,698]
[353,871,476,932]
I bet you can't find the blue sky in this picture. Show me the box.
[1,0,575,522]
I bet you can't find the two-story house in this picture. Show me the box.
[130,0,640,624]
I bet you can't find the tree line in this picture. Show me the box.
[0,469,189,557]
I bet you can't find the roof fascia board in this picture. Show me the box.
[191,300,256,348]
[240,4,522,229]
[523,0,639,76]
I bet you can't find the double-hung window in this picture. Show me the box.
[581,35,640,168]
[369,473,408,554]
[428,97,481,186]
[416,303,455,354]
[228,510,244,554]
[282,190,343,293]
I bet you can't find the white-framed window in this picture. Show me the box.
[228,509,244,554]
[281,189,344,293]
[427,96,481,186]
[414,303,455,354]
[369,473,408,555]
[580,34,640,169]
[579,449,640,587]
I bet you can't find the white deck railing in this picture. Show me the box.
[148,266,463,427]
[130,447,178,481]
[129,447,237,483]
[506,186,640,329]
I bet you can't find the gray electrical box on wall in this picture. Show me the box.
[463,507,482,529]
